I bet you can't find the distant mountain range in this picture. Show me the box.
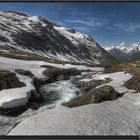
[104,42,140,62]
[0,11,118,66]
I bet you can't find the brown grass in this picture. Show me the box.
[104,64,140,92]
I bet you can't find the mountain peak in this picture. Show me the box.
[119,41,125,46]
[105,42,140,62]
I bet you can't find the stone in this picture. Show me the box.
[0,70,25,91]
[63,85,121,108]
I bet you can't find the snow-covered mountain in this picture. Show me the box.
[0,11,117,66]
[104,42,140,62]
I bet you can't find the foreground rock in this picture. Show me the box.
[0,106,28,116]
[72,76,112,92]
[0,70,25,91]
[43,66,82,81]
[15,69,35,78]
[8,92,140,135]
[62,85,121,108]
[125,77,140,92]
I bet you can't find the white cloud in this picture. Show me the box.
[114,23,140,33]
[74,26,94,32]
[67,10,92,16]
[64,19,106,27]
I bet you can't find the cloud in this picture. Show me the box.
[74,26,94,32]
[64,19,107,28]
[114,23,140,34]
[67,10,92,17]
[67,19,102,27]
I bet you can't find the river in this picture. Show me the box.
[0,78,80,135]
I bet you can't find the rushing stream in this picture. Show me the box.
[0,78,80,135]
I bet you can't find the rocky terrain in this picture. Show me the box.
[0,10,140,136]
[8,63,140,135]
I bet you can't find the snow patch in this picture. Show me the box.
[0,74,35,109]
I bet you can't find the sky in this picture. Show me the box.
[0,2,140,46]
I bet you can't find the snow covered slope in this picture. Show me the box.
[8,71,140,135]
[0,11,117,66]
[104,42,140,62]
[9,92,140,135]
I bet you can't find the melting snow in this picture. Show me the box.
[0,56,103,109]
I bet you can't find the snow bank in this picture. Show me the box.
[0,56,47,78]
[43,62,104,71]
[8,91,140,135]
[0,75,35,109]
[80,71,134,93]
[0,56,46,108]
[0,56,104,75]
[0,56,103,109]
[95,72,135,93]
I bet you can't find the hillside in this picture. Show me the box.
[0,11,118,66]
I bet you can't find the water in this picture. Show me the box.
[40,79,80,103]
[0,79,80,135]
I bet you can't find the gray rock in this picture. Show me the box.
[63,85,121,108]
[0,70,25,91]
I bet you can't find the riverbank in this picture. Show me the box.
[0,56,104,135]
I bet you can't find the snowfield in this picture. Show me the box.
[1,55,139,135]
[9,92,140,135]
[0,56,103,109]
[0,56,47,108]
[6,63,140,135]
[80,71,135,93]
[0,56,47,78]
[0,56,104,76]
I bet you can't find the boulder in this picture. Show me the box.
[15,69,34,78]
[43,67,81,82]
[0,80,7,90]
[125,77,140,92]
[63,85,121,108]
[56,75,64,81]
[0,70,25,91]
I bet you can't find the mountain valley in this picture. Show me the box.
[0,11,140,135]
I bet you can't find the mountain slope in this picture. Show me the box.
[104,42,140,62]
[0,11,118,66]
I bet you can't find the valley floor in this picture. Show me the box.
[9,69,140,135]
[0,56,140,135]
[9,92,140,135]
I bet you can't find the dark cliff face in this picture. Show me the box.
[0,11,118,66]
